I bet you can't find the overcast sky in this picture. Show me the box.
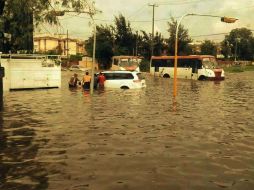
[40,0,254,42]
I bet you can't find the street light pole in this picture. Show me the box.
[90,22,96,95]
[173,13,189,98]
[234,40,237,63]
[149,4,158,58]
[173,13,238,98]
[234,38,240,63]
[53,7,100,95]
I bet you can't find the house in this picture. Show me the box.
[33,34,86,56]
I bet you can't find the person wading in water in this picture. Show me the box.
[98,72,106,89]
[82,71,91,90]
[68,73,80,88]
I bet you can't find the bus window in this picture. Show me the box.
[178,59,188,67]
[192,60,202,73]
[197,60,202,69]
[167,59,174,67]
[151,59,167,67]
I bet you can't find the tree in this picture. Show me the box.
[138,31,167,60]
[221,28,254,60]
[200,40,217,56]
[1,0,90,52]
[153,32,167,56]
[167,18,192,55]
[85,25,114,69]
[139,30,151,59]
[114,14,135,55]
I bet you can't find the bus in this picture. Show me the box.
[111,56,142,72]
[150,55,225,80]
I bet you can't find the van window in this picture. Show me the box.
[114,73,134,79]
[104,73,114,80]
[103,73,134,80]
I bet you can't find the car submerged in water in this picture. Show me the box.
[100,70,146,89]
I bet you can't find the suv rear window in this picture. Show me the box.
[104,73,134,80]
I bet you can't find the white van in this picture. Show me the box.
[101,71,146,89]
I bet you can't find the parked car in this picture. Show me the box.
[69,65,88,72]
[100,70,146,89]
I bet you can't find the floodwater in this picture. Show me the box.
[0,71,254,190]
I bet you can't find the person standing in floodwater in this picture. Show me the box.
[98,72,106,89]
[82,71,91,90]
[68,73,80,88]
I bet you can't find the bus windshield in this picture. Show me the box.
[112,56,142,71]
[202,57,218,69]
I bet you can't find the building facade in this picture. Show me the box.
[33,34,86,56]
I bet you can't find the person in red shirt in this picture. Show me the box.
[98,72,106,89]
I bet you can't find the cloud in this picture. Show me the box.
[43,0,254,42]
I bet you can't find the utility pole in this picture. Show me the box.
[136,31,138,56]
[53,2,101,95]
[149,3,158,58]
[0,52,4,111]
[67,29,69,66]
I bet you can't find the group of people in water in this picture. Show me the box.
[68,71,106,90]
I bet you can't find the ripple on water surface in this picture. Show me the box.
[0,71,254,190]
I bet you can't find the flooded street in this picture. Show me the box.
[1,71,254,190]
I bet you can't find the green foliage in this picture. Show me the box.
[224,65,244,73]
[221,28,254,61]
[138,31,167,59]
[84,14,168,67]
[223,65,254,73]
[46,50,59,55]
[139,59,150,72]
[200,40,217,56]
[1,0,90,52]
[85,25,114,69]
[167,17,192,55]
[114,14,135,55]
[244,65,254,71]
[69,54,82,62]
[139,30,151,59]
[153,32,167,56]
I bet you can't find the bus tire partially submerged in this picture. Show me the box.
[150,55,225,81]
[163,74,170,78]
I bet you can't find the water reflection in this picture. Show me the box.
[0,110,48,190]
[0,71,254,190]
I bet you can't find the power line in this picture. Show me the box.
[127,4,147,19]
[191,29,254,38]
[149,3,159,57]
[38,23,54,36]
[191,32,229,38]
[55,3,254,24]
[157,0,204,5]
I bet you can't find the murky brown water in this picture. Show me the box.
[1,71,254,190]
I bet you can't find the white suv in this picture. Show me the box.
[101,71,146,89]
